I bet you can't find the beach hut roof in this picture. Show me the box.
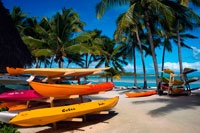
[0,1,32,72]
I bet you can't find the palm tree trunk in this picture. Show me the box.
[161,42,166,78]
[144,10,160,88]
[176,21,183,80]
[44,57,47,68]
[50,56,54,68]
[133,43,137,87]
[58,60,61,68]
[36,57,39,68]
[66,61,71,68]
[85,54,88,68]
[135,30,147,89]
[61,61,63,68]
[87,55,93,68]
[39,60,42,68]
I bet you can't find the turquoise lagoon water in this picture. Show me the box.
[1,74,200,90]
[86,74,200,88]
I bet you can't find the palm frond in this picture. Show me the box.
[96,0,129,19]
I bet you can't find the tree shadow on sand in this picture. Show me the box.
[28,111,118,133]
[132,91,200,117]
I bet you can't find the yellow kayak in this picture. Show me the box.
[24,67,110,77]
[9,96,119,126]
[164,68,174,74]
[6,67,25,75]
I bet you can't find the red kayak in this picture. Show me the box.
[0,90,44,102]
[125,90,157,98]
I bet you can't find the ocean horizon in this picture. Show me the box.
[2,74,200,90]
[87,75,200,88]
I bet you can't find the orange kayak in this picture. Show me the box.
[6,67,25,75]
[0,102,27,111]
[29,81,115,97]
[125,90,157,98]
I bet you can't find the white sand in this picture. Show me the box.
[18,88,200,133]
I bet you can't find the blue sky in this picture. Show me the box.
[2,0,200,73]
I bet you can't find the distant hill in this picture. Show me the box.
[121,72,155,76]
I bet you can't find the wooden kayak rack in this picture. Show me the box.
[26,75,109,129]
[160,68,198,95]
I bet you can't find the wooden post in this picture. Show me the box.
[78,78,80,85]
[47,77,57,129]
[26,101,30,108]
[77,77,87,121]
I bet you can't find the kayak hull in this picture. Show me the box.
[29,81,115,97]
[0,75,28,85]
[0,98,92,123]
[125,90,157,98]
[9,97,119,126]
[0,102,27,111]
[24,68,110,77]
[0,90,44,102]
[6,67,25,75]
[0,97,91,112]
[0,111,18,123]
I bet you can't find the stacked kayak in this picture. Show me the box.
[0,97,118,126]
[0,97,92,112]
[29,81,115,97]
[24,67,110,77]
[0,75,28,85]
[0,67,118,127]
[0,90,44,111]
[160,68,199,94]
[0,102,27,111]
[0,90,44,102]
[161,77,184,85]
[6,67,25,76]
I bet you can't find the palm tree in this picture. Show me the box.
[99,67,123,82]
[10,6,28,34]
[23,8,86,68]
[50,8,86,68]
[114,5,147,88]
[169,0,200,79]
[122,37,138,87]
[66,29,105,69]
[94,36,128,81]
[22,17,55,68]
[158,29,197,78]
[96,0,174,88]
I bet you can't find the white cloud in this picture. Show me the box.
[123,64,154,73]
[191,46,200,59]
[123,64,134,72]
[158,62,200,71]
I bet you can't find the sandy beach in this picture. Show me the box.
[17,87,200,133]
